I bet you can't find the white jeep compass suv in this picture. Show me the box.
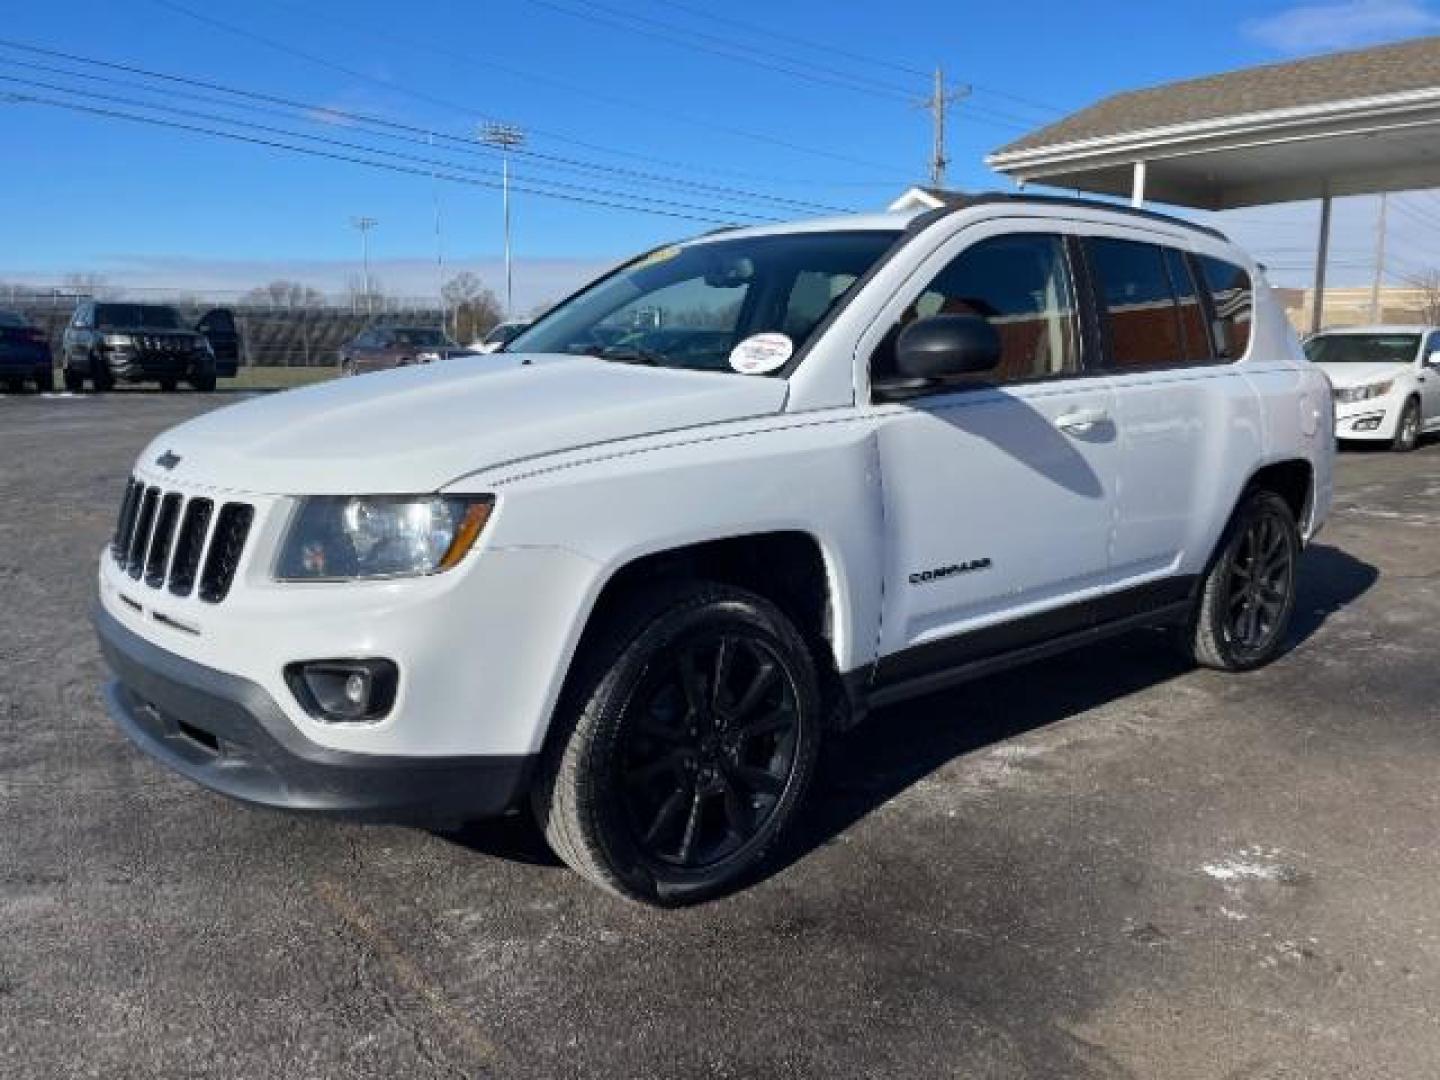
[95,194,1334,905]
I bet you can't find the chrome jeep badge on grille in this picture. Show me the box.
[155,450,182,470]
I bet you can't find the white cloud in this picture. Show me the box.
[1243,0,1440,53]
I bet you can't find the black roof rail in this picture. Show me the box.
[921,190,1229,242]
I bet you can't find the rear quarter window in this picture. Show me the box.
[1195,256,1253,360]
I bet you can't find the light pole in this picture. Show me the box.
[350,216,377,314]
[480,122,525,318]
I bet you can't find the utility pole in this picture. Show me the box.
[480,122,526,318]
[429,132,447,335]
[1368,193,1388,323]
[916,66,970,189]
[350,216,378,315]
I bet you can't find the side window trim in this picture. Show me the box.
[1068,233,1108,376]
[1183,250,1223,361]
[867,227,1091,403]
[1161,247,1208,363]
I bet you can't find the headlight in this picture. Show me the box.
[102,333,134,348]
[276,495,494,581]
[1334,380,1394,403]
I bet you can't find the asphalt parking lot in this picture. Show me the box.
[3,391,1438,1079]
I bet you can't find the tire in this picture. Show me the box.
[63,367,85,393]
[532,580,823,906]
[35,369,54,393]
[341,358,356,377]
[3,378,21,394]
[1180,489,1300,672]
[89,353,113,393]
[159,378,178,393]
[1392,398,1421,453]
[190,372,216,392]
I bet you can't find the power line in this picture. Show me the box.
[1,89,772,226]
[652,0,928,78]
[651,0,1066,119]
[524,0,1056,132]
[0,74,787,222]
[255,0,906,182]
[521,0,917,102]
[0,40,853,215]
[150,0,906,178]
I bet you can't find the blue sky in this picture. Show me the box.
[2,0,1438,307]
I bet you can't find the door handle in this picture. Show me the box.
[1054,407,1110,434]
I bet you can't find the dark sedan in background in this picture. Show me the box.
[0,310,55,392]
[337,326,477,375]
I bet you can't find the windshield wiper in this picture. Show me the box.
[595,344,666,366]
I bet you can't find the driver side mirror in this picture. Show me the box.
[1426,350,1440,369]
[895,314,1002,381]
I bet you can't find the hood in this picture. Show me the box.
[1313,361,1409,389]
[138,354,789,495]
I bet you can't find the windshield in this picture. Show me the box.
[509,230,901,374]
[1305,333,1420,364]
[392,328,449,347]
[95,304,183,330]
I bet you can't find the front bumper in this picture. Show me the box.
[1333,397,1400,440]
[94,603,534,823]
[103,348,207,381]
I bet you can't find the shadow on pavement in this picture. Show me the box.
[433,542,1379,898]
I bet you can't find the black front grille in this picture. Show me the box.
[167,498,213,598]
[110,479,252,604]
[199,504,254,604]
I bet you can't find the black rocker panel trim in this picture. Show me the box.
[867,575,1197,708]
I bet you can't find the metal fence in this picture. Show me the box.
[0,285,452,367]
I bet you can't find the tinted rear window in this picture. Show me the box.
[1089,238,1185,367]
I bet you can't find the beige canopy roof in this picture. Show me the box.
[985,37,1440,329]
[986,37,1440,209]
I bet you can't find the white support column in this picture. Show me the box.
[1311,192,1333,335]
[1130,160,1147,207]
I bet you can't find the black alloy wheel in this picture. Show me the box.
[1221,505,1296,664]
[617,632,801,871]
[533,581,822,905]
[1181,489,1300,672]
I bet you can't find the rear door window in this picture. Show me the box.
[1087,238,1185,368]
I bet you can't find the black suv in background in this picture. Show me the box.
[62,302,239,392]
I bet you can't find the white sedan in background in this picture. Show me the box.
[1306,325,1440,451]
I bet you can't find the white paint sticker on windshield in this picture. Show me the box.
[728,332,793,375]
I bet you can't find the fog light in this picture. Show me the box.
[285,659,398,722]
